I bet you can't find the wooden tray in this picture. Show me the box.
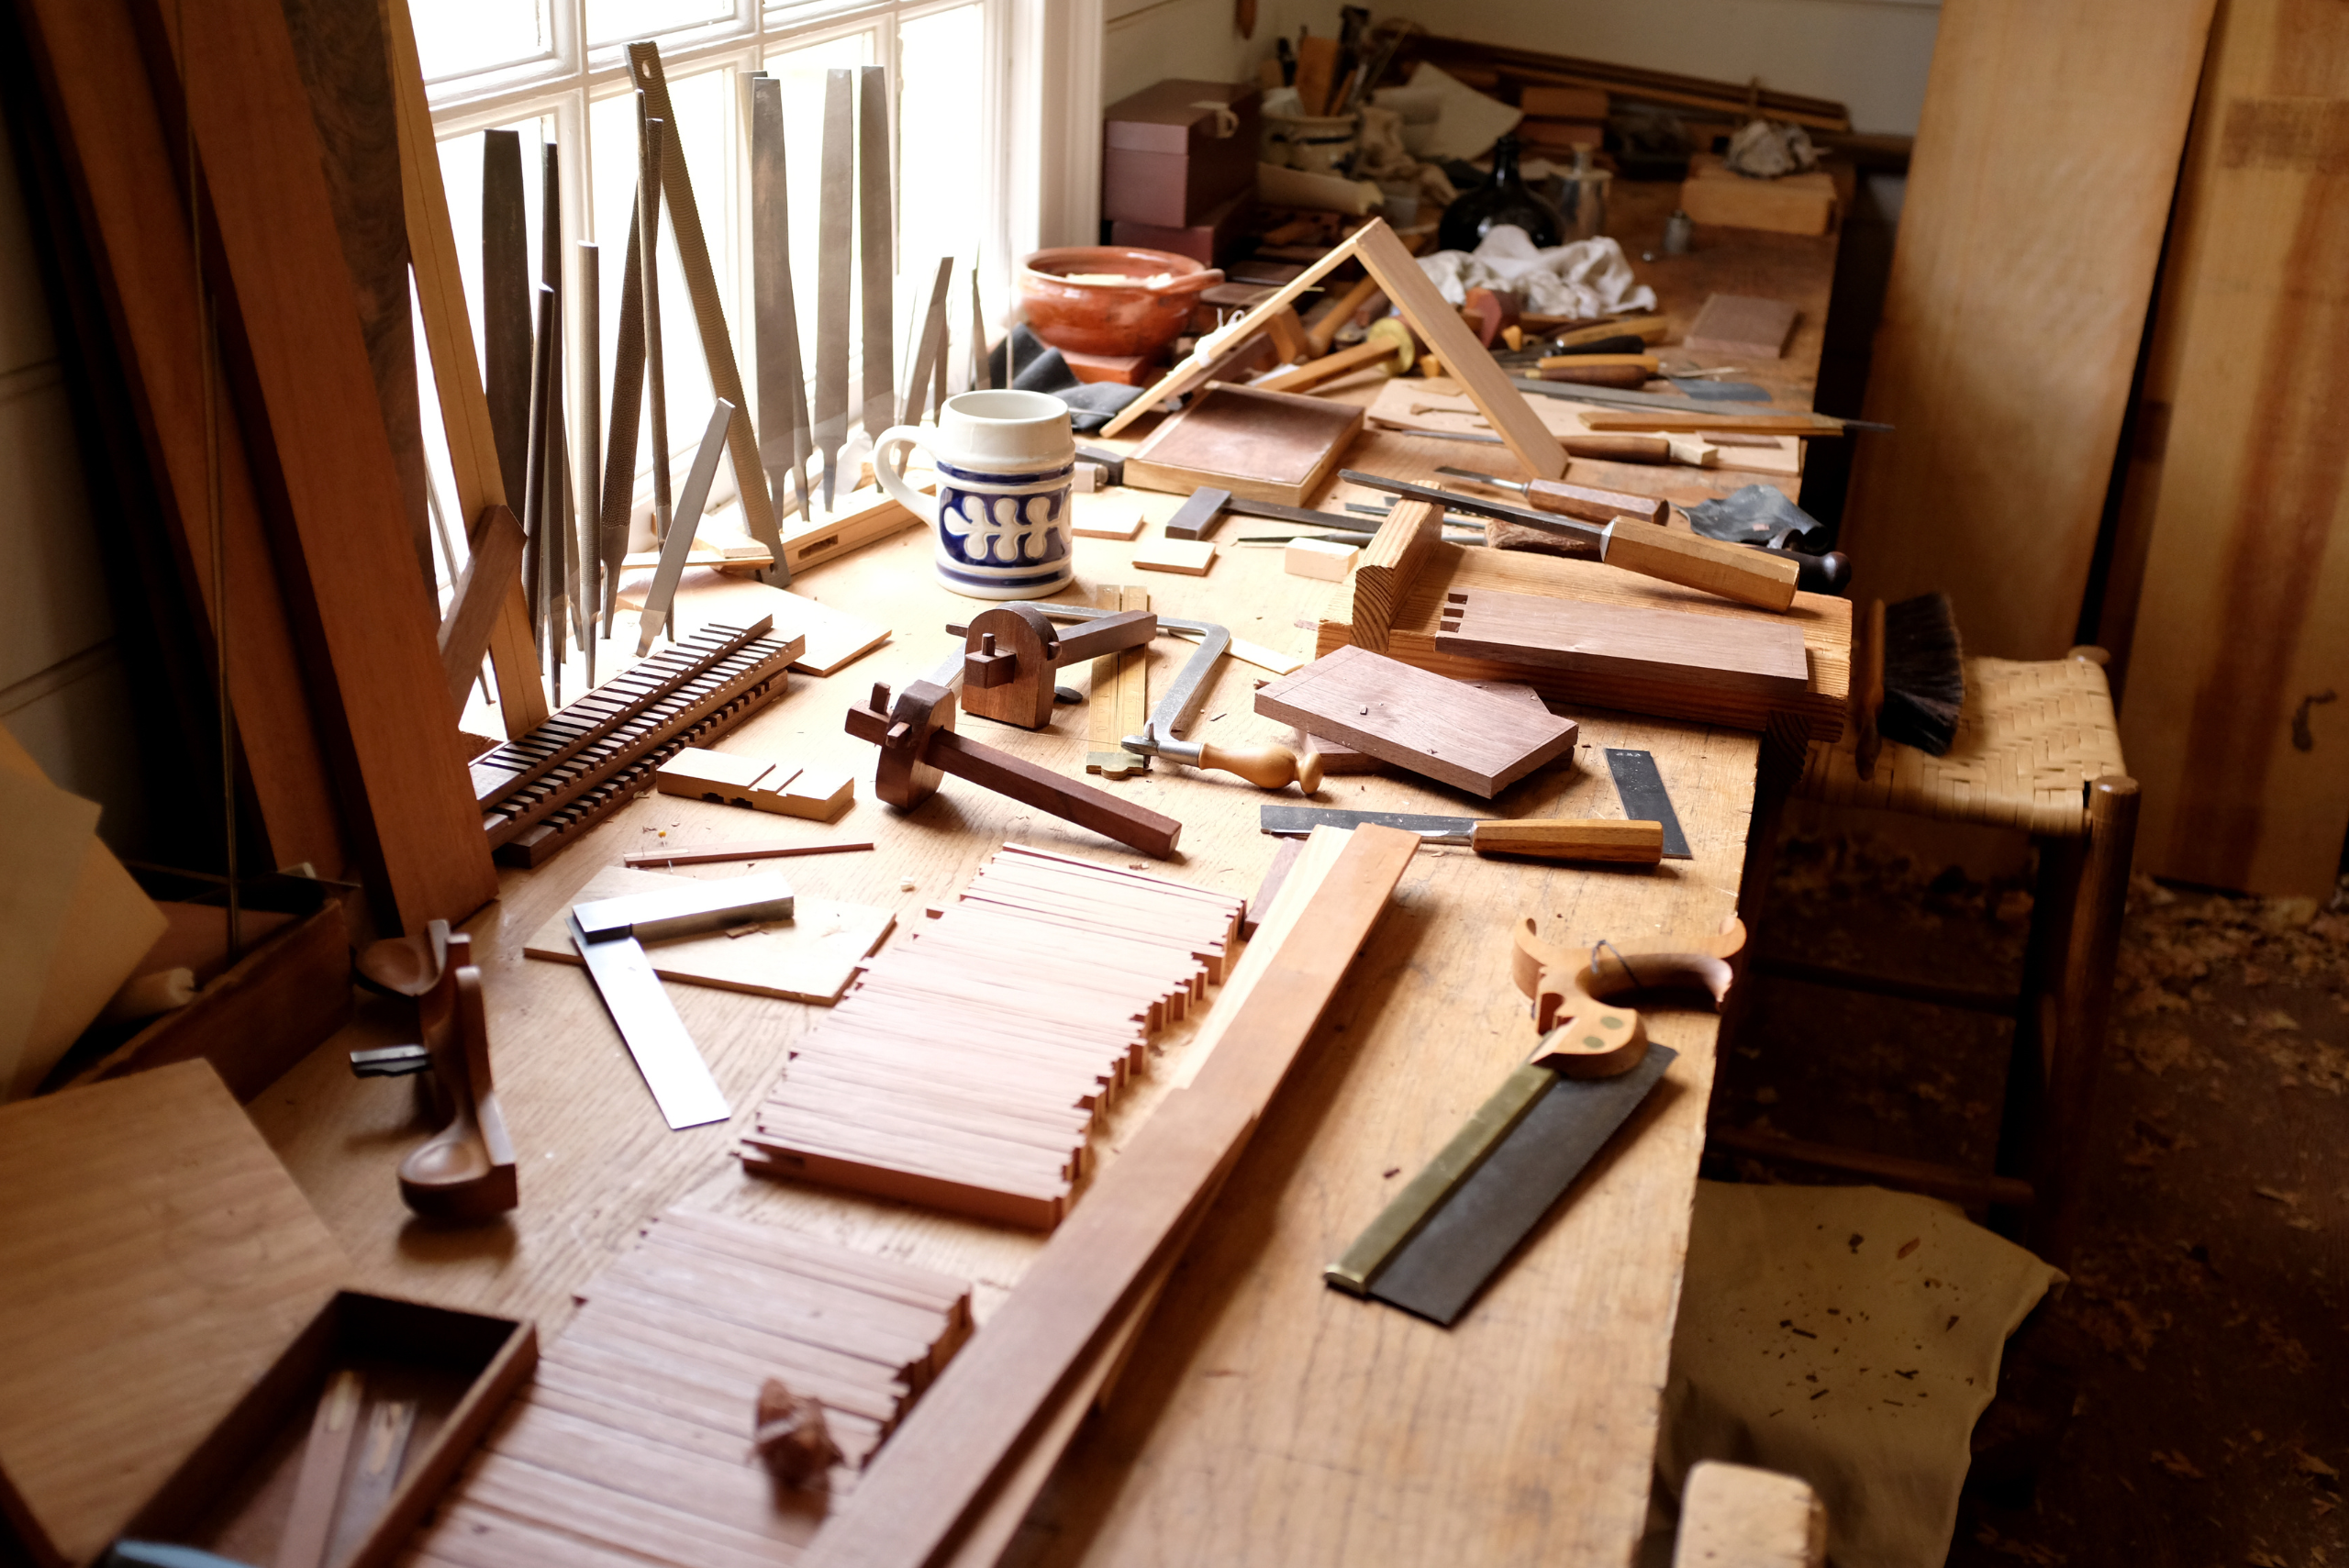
[124,1292,535,1568]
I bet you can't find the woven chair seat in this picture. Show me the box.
[1798,655,2127,837]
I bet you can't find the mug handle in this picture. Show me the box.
[871,426,936,526]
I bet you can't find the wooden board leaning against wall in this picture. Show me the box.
[2099,0,2349,898]
[1838,0,2219,659]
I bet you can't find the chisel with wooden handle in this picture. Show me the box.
[1261,805,1664,863]
[1436,465,1667,525]
[1341,470,1818,612]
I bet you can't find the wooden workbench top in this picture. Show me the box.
[248,182,1842,1566]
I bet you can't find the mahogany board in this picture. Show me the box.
[0,1062,346,1566]
[1252,644,1581,797]
[1122,383,1364,507]
[1682,294,1799,360]
[523,866,896,1005]
[1434,587,1812,701]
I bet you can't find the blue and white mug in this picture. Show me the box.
[873,389,1076,600]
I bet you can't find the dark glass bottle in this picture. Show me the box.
[1436,134,1564,252]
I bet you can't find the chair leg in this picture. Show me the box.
[2024,775,2140,1269]
[1992,833,2082,1240]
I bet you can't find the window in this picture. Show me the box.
[406,0,1092,556]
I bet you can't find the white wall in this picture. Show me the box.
[0,112,149,853]
[1104,0,1941,136]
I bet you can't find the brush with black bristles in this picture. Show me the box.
[1854,593,1965,779]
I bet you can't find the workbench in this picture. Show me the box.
[247,178,1843,1567]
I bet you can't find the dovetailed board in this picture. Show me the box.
[1435,588,1812,701]
[1322,526,1848,741]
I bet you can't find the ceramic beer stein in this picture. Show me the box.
[872,389,1076,599]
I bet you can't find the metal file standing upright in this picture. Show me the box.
[858,65,895,441]
[813,69,854,510]
[750,74,812,539]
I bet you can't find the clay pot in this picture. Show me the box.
[1017,246,1223,359]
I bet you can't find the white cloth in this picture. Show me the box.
[1416,226,1658,318]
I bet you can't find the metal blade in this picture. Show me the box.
[750,75,813,524]
[1337,469,1603,541]
[636,398,737,654]
[858,66,894,441]
[568,917,731,1129]
[813,69,853,508]
[1259,804,1475,842]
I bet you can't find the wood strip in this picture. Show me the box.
[482,130,531,532]
[1836,0,2218,656]
[148,0,500,931]
[796,825,1419,1568]
[387,0,543,734]
[1085,584,1149,774]
[637,92,673,549]
[457,1455,788,1568]
[629,43,783,578]
[1338,501,1442,654]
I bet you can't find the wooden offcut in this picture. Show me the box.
[1132,538,1219,576]
[1677,158,1837,237]
[1682,295,1799,360]
[1836,0,2219,657]
[1254,645,1581,797]
[1123,383,1364,506]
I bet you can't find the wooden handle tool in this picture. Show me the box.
[1468,818,1664,863]
[1122,732,1324,793]
[1255,318,1415,395]
[1558,433,1675,465]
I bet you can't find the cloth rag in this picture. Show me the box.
[1417,225,1658,319]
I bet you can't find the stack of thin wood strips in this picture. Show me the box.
[740,845,1247,1229]
[400,1207,970,1567]
[469,619,801,867]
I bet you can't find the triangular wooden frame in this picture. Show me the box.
[1098,218,1565,482]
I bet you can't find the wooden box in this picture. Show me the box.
[1677,154,1838,236]
[1102,80,1261,228]
[1109,189,1253,267]
[1122,382,1364,506]
[122,1293,535,1568]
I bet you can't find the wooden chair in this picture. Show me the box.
[1715,632,2140,1270]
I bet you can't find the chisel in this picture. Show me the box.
[1341,469,1843,609]
[1434,465,1666,526]
[1260,804,1663,863]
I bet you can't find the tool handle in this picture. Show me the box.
[1469,818,1664,863]
[1557,433,1675,465]
[1254,338,1392,395]
[1779,547,1849,594]
[1526,478,1669,526]
[1535,363,1651,388]
[1197,741,1324,794]
[1599,521,1800,611]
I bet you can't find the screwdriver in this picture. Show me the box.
[1342,470,1837,612]
[1436,465,1667,526]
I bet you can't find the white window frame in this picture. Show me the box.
[416,0,1102,528]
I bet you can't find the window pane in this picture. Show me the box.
[412,0,550,80]
[762,33,874,454]
[587,68,736,498]
[897,5,988,389]
[586,0,735,47]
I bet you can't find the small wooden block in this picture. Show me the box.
[1520,83,1609,119]
[1284,538,1356,581]
[1253,645,1579,798]
[657,747,779,807]
[774,768,855,822]
[1684,294,1800,360]
[1673,1461,1827,1568]
[1132,539,1218,576]
[1163,486,1233,540]
[1679,155,1837,238]
[1071,501,1147,540]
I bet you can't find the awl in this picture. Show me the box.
[1341,469,1845,609]
[1261,804,1664,863]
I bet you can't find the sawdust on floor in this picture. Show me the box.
[1711,829,2349,1568]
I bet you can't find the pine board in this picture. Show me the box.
[1837,0,2220,658]
[2104,0,2349,896]
[1254,644,1582,797]
[0,1062,346,1566]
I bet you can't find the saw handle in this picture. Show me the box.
[1598,518,1801,612]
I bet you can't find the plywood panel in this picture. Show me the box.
[1838,0,2219,659]
[2107,0,2349,896]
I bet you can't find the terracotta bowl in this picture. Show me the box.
[1017,246,1224,359]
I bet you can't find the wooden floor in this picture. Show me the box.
[247,180,1842,1566]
